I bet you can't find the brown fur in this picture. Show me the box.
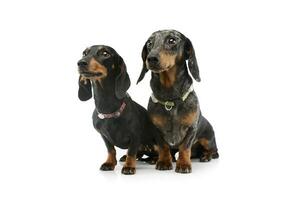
[159,51,176,69]
[88,58,107,79]
[124,155,136,168]
[150,114,168,128]
[100,149,117,171]
[80,76,89,84]
[198,138,219,162]
[177,145,191,166]
[158,144,172,163]
[199,138,210,150]
[175,144,192,173]
[180,111,197,126]
[105,150,117,165]
[159,65,177,88]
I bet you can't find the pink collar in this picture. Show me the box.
[97,102,126,119]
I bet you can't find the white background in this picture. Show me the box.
[0,0,299,199]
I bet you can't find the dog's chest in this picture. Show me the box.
[92,112,131,148]
[149,101,198,146]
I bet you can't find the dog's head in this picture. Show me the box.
[77,45,130,101]
[137,30,200,83]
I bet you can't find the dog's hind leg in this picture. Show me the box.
[197,119,219,162]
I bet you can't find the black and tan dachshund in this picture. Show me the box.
[137,30,219,173]
[77,45,161,175]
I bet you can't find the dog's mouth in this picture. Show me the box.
[148,65,173,73]
[79,71,104,78]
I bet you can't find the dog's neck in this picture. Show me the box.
[91,79,124,113]
[150,62,193,100]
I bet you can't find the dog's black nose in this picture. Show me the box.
[147,56,159,65]
[77,60,88,68]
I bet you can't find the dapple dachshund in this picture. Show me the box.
[137,30,219,173]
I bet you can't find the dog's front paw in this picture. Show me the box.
[155,160,173,170]
[100,162,116,171]
[121,166,136,175]
[175,163,192,173]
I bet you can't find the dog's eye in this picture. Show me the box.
[168,38,176,45]
[97,50,110,57]
[102,51,110,57]
[146,41,152,49]
[83,50,88,56]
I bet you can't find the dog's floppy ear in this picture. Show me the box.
[78,75,92,101]
[185,37,201,82]
[137,43,149,84]
[115,56,131,99]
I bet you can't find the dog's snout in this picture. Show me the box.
[147,56,159,65]
[78,60,88,68]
